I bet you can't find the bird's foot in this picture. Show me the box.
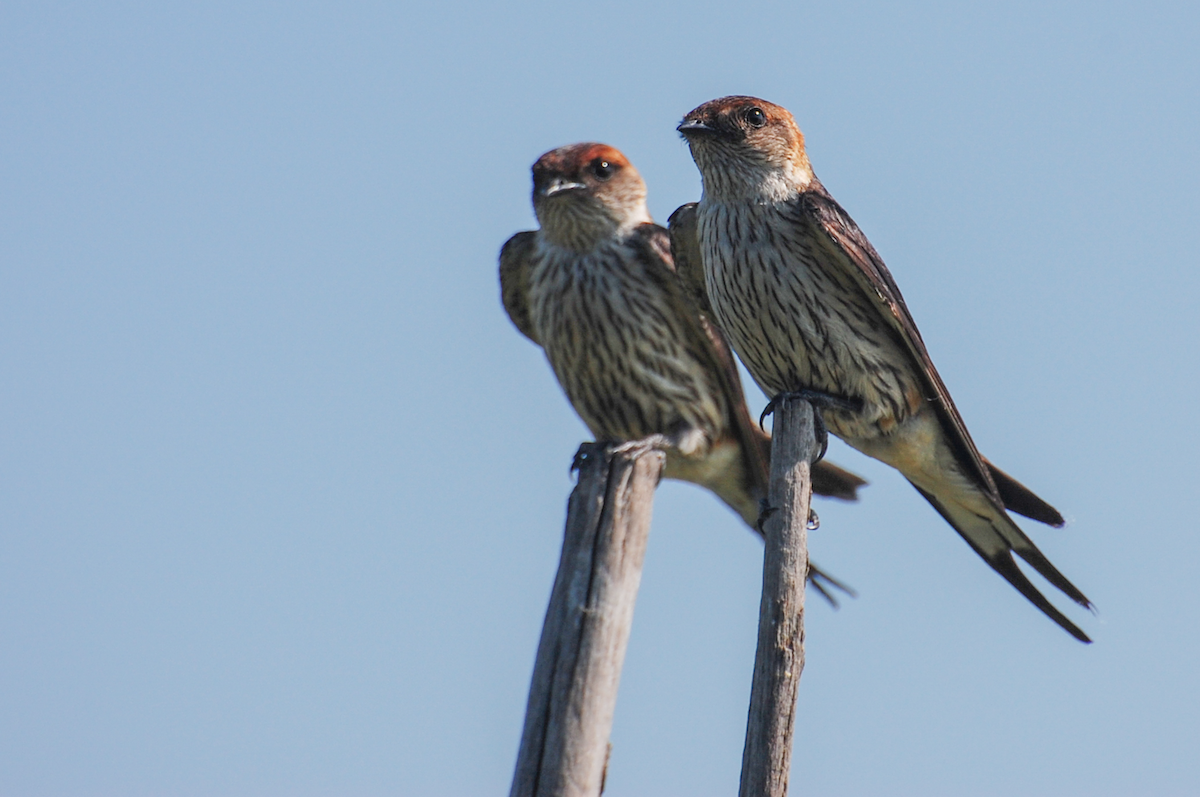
[807,562,858,609]
[571,436,669,477]
[759,389,862,463]
[610,433,672,460]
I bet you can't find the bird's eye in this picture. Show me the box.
[591,159,617,180]
[744,107,767,128]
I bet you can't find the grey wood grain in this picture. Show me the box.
[739,399,819,797]
[510,442,665,797]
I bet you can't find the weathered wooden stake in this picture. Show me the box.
[510,442,665,797]
[739,398,820,797]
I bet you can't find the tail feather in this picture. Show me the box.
[976,547,1091,644]
[908,481,1092,643]
[665,437,860,608]
[812,460,868,501]
[1005,532,1091,609]
[984,458,1065,527]
[753,426,866,502]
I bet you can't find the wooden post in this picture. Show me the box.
[510,442,665,797]
[739,398,820,797]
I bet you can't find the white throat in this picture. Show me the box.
[689,138,812,205]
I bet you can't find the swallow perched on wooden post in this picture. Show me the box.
[500,142,866,601]
[673,98,1091,640]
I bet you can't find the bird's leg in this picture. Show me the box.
[759,389,863,463]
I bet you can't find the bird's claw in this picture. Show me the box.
[571,435,669,475]
[756,498,778,534]
[610,433,671,460]
[759,389,862,463]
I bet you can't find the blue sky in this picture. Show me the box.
[2,1,1199,795]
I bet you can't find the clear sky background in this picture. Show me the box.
[2,1,1198,795]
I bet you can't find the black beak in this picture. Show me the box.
[677,119,714,135]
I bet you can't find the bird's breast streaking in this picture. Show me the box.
[528,234,727,452]
[697,198,925,440]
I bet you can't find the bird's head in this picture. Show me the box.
[531,143,651,252]
[678,96,814,201]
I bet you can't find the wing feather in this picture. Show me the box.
[667,203,714,316]
[499,231,540,344]
[797,188,1089,616]
[799,188,1001,499]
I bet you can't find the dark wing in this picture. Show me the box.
[499,231,540,344]
[658,215,866,503]
[799,188,1090,622]
[667,203,714,316]
[799,187,1002,499]
[802,188,1066,525]
[630,221,772,507]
